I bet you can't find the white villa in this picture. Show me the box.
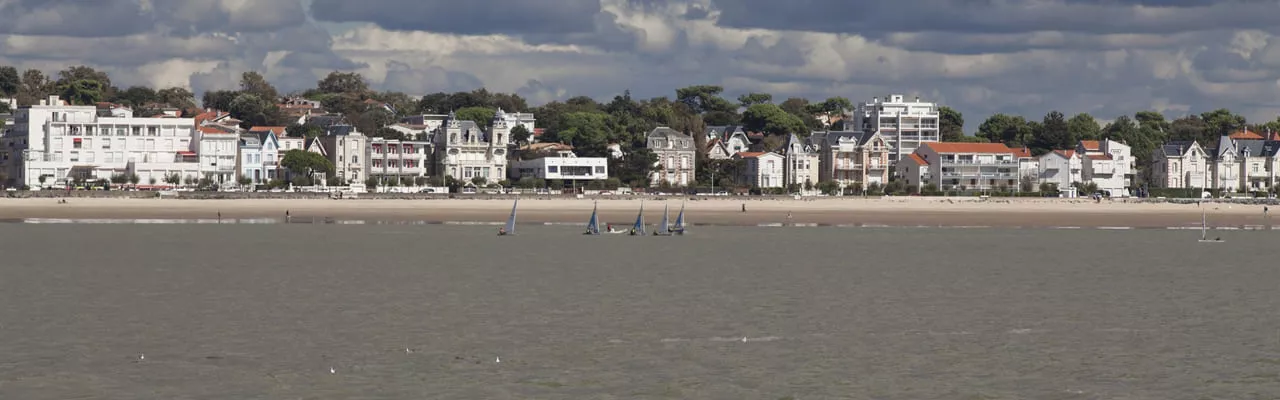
[780,133,818,189]
[735,151,784,189]
[0,95,202,188]
[1151,141,1210,189]
[433,110,508,184]
[1038,150,1082,193]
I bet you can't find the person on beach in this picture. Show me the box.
[742,203,746,212]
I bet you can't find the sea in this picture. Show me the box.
[1,223,1278,399]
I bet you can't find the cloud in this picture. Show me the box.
[3,0,1280,129]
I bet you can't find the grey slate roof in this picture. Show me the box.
[823,130,874,146]
[1159,141,1197,157]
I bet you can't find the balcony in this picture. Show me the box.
[941,160,1018,166]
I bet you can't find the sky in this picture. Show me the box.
[3,0,1280,130]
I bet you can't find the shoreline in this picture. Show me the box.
[0,197,1273,229]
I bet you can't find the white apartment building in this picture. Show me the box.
[735,151,784,189]
[434,110,508,184]
[895,153,931,188]
[0,95,202,187]
[509,151,609,181]
[1038,150,1082,193]
[646,126,697,186]
[196,126,239,184]
[848,94,940,163]
[1077,139,1132,196]
[915,142,1018,192]
[369,138,431,183]
[1151,141,1210,189]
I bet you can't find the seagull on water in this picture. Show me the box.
[495,356,501,363]
[329,366,336,374]
[139,353,145,360]
[742,337,748,343]
[405,347,413,354]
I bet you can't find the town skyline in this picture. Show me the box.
[0,0,1277,126]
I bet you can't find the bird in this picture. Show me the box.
[139,353,145,360]
[495,356,501,363]
[404,348,412,354]
[741,337,748,343]
[329,366,336,374]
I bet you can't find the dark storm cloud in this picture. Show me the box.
[309,0,601,35]
[0,0,153,37]
[712,0,1280,35]
[152,0,307,34]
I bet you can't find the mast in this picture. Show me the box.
[506,198,518,235]
[1202,209,1207,240]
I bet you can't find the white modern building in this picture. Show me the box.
[914,142,1018,192]
[509,151,609,181]
[433,110,508,184]
[369,138,431,183]
[0,95,202,188]
[735,151,784,189]
[1077,139,1132,196]
[848,94,940,163]
[196,126,239,185]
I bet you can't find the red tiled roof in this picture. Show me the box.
[907,153,928,166]
[736,151,767,158]
[1053,149,1076,158]
[1011,147,1033,158]
[249,126,287,134]
[1229,130,1264,140]
[923,142,1013,154]
[533,128,545,137]
[1087,154,1113,160]
[1080,140,1100,150]
[198,126,233,135]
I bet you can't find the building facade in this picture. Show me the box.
[0,95,202,187]
[509,152,609,182]
[1037,150,1082,192]
[1077,140,1132,196]
[369,138,431,183]
[433,110,508,184]
[1151,141,1209,189]
[317,125,367,185]
[646,127,697,186]
[780,133,818,189]
[847,94,940,163]
[735,151,784,189]
[818,131,890,188]
[915,142,1018,192]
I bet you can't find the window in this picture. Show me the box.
[148,127,158,136]
[548,166,558,173]
[339,156,344,162]
[595,166,604,174]
[85,152,94,162]
[70,151,79,162]
[73,139,82,149]
[132,127,141,136]
[103,140,111,149]
[352,155,358,164]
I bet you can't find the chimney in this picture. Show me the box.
[873,97,878,103]
[915,96,920,102]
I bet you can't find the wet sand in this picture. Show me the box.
[0,197,1272,228]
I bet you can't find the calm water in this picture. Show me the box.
[1,225,1278,399]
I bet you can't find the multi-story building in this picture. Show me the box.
[848,94,940,163]
[780,132,818,189]
[316,124,367,185]
[895,153,931,188]
[705,126,752,155]
[1077,139,1132,196]
[645,126,697,187]
[509,150,609,183]
[368,138,431,184]
[0,95,202,187]
[914,142,1018,192]
[1038,149,1081,192]
[1152,141,1210,189]
[433,110,508,184]
[237,135,263,185]
[818,131,890,188]
[247,127,282,181]
[1013,147,1039,191]
[735,151,784,189]
[196,126,239,185]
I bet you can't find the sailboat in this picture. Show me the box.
[1198,209,1223,243]
[584,201,601,235]
[653,204,673,236]
[629,201,646,236]
[499,198,517,236]
[673,202,686,235]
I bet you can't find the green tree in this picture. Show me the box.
[286,123,324,138]
[938,106,965,141]
[545,112,612,156]
[357,108,395,134]
[1199,108,1246,138]
[370,127,408,140]
[317,71,369,95]
[115,86,157,107]
[59,79,105,105]
[742,103,808,136]
[280,149,335,177]
[1033,110,1070,153]
[156,87,197,110]
[228,93,269,126]
[202,90,238,111]
[737,92,773,107]
[778,97,824,131]
[510,125,532,146]
[240,71,278,103]
[18,69,52,106]
[977,113,1033,148]
[0,66,19,96]
[1066,113,1101,142]
[454,106,496,127]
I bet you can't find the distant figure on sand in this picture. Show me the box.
[742,203,746,212]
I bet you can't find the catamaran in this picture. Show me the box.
[1199,209,1223,243]
[673,202,686,235]
[499,198,517,236]
[629,201,647,236]
[653,204,673,236]
[584,201,601,235]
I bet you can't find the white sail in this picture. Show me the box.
[505,198,518,235]
[674,202,685,234]
[658,204,670,234]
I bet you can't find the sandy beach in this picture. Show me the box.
[0,196,1273,228]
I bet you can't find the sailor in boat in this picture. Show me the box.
[607,223,613,232]
[629,227,638,236]
[498,227,508,236]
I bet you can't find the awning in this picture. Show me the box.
[177,151,196,155]
[73,138,82,142]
